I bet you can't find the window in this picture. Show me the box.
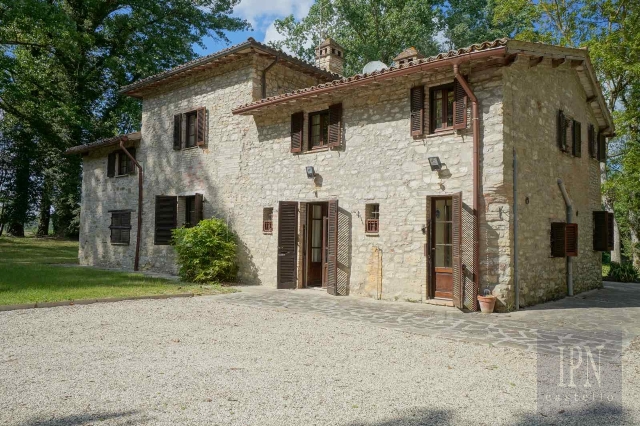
[184,196,196,227]
[430,85,454,132]
[311,204,323,261]
[434,199,453,267]
[309,110,329,148]
[173,108,206,150]
[593,211,614,251]
[107,148,136,178]
[109,211,131,245]
[263,208,273,233]
[550,222,578,257]
[365,203,379,233]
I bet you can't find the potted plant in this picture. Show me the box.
[477,288,496,313]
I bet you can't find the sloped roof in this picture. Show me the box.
[65,132,141,155]
[231,38,614,134]
[120,38,339,98]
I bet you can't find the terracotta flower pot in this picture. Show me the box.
[477,295,497,313]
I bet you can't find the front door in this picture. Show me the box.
[432,198,453,299]
[277,201,298,289]
[306,203,328,287]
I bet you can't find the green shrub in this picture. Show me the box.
[171,219,238,283]
[607,262,640,283]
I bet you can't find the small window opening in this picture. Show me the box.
[263,208,273,233]
[365,204,380,233]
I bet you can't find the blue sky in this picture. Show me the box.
[192,0,314,56]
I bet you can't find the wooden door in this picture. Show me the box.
[307,203,327,287]
[431,197,453,299]
[326,199,338,295]
[277,201,298,289]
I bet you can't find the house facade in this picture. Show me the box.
[67,38,614,311]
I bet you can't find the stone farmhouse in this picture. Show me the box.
[67,37,615,311]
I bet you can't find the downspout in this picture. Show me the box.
[261,56,278,99]
[120,139,143,271]
[453,63,480,308]
[513,147,519,310]
[557,179,573,296]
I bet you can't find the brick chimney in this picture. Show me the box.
[393,47,424,66]
[315,38,345,75]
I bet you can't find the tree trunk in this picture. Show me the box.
[631,227,639,269]
[36,177,52,237]
[8,222,24,237]
[612,216,622,263]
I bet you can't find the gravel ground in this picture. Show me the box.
[1,296,639,426]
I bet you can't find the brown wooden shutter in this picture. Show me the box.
[194,193,203,224]
[277,201,298,289]
[127,147,136,175]
[587,124,594,158]
[107,152,116,177]
[196,108,206,146]
[557,110,567,151]
[606,211,614,251]
[565,223,578,257]
[572,120,582,157]
[598,132,607,163]
[328,103,342,148]
[326,199,338,295]
[410,86,424,136]
[173,114,182,150]
[550,222,566,257]
[593,211,608,251]
[290,112,304,153]
[453,78,468,130]
[154,195,177,245]
[425,196,433,298]
[298,202,307,288]
[451,192,463,308]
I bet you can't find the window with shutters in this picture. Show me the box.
[550,222,579,257]
[557,110,570,152]
[173,107,206,150]
[365,204,379,234]
[593,211,614,251]
[109,211,131,245]
[309,110,329,149]
[155,195,177,245]
[263,208,273,233]
[588,124,597,158]
[572,120,582,157]
[108,148,136,178]
[430,84,454,132]
[184,196,196,227]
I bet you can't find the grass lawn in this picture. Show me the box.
[0,236,235,305]
[603,263,611,278]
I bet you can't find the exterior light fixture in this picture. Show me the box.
[428,156,442,171]
[306,166,316,178]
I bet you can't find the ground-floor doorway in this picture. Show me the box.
[304,202,328,288]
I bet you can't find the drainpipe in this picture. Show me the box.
[120,139,143,271]
[513,148,519,310]
[453,63,480,309]
[261,56,278,99]
[557,179,573,296]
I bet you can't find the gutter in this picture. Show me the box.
[557,179,573,296]
[120,140,143,271]
[453,63,481,310]
[261,56,279,99]
[233,47,508,114]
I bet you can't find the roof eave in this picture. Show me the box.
[65,132,141,155]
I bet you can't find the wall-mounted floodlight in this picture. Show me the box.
[428,157,442,171]
[306,166,316,178]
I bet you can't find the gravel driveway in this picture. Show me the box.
[1,294,639,426]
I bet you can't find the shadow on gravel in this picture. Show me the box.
[346,408,454,425]
[19,410,139,426]
[512,402,629,426]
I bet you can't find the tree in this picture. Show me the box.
[0,0,248,237]
[270,0,444,76]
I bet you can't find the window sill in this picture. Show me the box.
[114,174,133,178]
[425,129,456,138]
[263,232,273,235]
[295,147,330,155]
[110,242,130,246]
[365,232,379,237]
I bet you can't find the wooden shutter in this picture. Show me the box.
[588,124,595,158]
[107,152,116,177]
[173,114,182,150]
[557,110,567,152]
[277,201,298,289]
[550,222,566,257]
[194,193,203,224]
[196,108,206,146]
[410,86,424,136]
[593,211,608,251]
[451,192,463,308]
[298,202,307,288]
[565,223,578,257]
[328,103,342,148]
[453,78,468,130]
[326,199,338,295]
[606,211,614,251]
[154,195,177,245]
[598,132,607,163]
[127,147,136,175]
[572,120,582,157]
[425,196,434,298]
[290,112,304,153]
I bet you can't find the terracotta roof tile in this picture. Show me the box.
[65,132,141,155]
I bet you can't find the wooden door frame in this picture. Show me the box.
[427,195,452,300]
[304,202,329,288]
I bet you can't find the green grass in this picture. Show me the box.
[603,263,611,278]
[0,236,236,305]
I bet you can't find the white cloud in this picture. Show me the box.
[263,21,287,45]
[234,0,314,27]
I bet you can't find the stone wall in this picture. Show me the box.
[502,57,603,307]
